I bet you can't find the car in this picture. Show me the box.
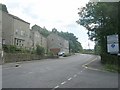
[58,51,65,56]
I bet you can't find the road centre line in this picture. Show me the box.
[68,77,72,81]
[61,81,66,85]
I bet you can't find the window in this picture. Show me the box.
[2,39,5,45]
[17,43,18,46]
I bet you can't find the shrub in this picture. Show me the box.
[101,53,120,73]
[101,53,118,65]
[3,45,17,53]
[47,51,54,57]
[3,45,32,54]
[36,45,45,56]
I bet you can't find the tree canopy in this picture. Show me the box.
[77,2,119,53]
[0,4,8,13]
[57,31,83,53]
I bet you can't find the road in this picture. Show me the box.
[2,54,118,89]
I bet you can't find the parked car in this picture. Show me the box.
[58,51,65,56]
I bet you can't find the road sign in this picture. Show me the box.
[107,35,119,54]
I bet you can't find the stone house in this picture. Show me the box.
[47,33,69,55]
[0,10,2,64]
[2,9,31,49]
[30,25,47,51]
[0,10,2,52]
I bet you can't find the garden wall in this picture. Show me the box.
[3,53,58,63]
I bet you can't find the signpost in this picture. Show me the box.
[107,35,119,54]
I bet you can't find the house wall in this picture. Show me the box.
[13,18,30,48]
[33,30,42,48]
[63,40,69,53]
[0,10,2,51]
[27,30,33,50]
[41,36,47,50]
[47,33,69,54]
[2,11,30,49]
[2,12,14,45]
[31,28,47,51]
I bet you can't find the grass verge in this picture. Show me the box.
[103,64,120,73]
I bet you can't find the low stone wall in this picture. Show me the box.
[3,53,58,63]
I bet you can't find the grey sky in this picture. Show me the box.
[1,0,95,49]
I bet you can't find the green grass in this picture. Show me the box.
[103,64,119,73]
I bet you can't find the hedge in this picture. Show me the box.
[101,53,119,65]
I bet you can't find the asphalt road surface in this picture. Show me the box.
[2,54,118,89]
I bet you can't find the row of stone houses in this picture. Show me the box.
[0,10,2,53]
[0,4,69,55]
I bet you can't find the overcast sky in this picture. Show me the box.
[1,0,95,49]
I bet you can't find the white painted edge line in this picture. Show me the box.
[68,78,72,81]
[82,57,98,68]
[61,81,66,85]
[87,58,98,65]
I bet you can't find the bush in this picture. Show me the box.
[36,45,45,56]
[3,45,32,53]
[101,53,118,65]
[104,64,119,73]
[47,51,54,57]
[101,53,120,73]
[3,45,17,53]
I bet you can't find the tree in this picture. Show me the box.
[58,31,83,53]
[77,2,119,54]
[52,28,58,34]
[40,27,50,37]
[0,4,8,13]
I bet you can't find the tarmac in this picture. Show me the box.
[82,56,106,72]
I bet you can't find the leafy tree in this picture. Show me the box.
[77,2,119,54]
[40,27,50,37]
[58,31,83,53]
[0,4,8,13]
[52,28,58,34]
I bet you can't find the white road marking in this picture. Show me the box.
[74,74,77,77]
[54,85,59,89]
[61,81,66,85]
[82,57,98,68]
[68,78,72,81]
